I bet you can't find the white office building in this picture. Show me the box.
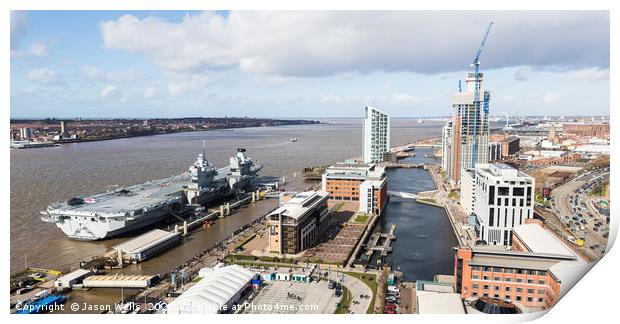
[363,106,390,163]
[471,163,535,246]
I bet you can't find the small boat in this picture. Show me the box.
[15,294,66,314]
[290,137,298,142]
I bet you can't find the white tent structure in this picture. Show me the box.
[166,264,257,314]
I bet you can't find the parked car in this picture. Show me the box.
[385,304,397,311]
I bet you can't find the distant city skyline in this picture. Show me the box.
[10,11,610,118]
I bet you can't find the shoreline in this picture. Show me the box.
[12,121,321,147]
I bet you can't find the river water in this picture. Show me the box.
[10,118,445,274]
[377,151,459,281]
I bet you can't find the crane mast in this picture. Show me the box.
[470,21,494,167]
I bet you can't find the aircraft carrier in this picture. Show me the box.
[40,144,262,241]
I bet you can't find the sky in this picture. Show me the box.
[10,10,610,119]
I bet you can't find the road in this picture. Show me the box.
[548,170,609,260]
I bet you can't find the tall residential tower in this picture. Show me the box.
[363,106,390,163]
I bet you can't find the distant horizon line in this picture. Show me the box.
[9,115,610,121]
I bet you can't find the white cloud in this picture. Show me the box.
[143,87,157,99]
[100,85,117,97]
[100,11,609,78]
[543,92,560,103]
[28,42,48,57]
[82,65,136,82]
[27,68,56,84]
[82,65,100,79]
[564,68,609,82]
[390,93,424,104]
[167,74,210,96]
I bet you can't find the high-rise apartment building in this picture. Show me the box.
[442,72,491,182]
[363,106,390,164]
[442,122,454,179]
[469,163,535,246]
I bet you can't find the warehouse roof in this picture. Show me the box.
[166,265,256,314]
[513,224,576,258]
[417,292,465,314]
[113,229,179,255]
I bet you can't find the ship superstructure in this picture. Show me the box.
[41,145,262,240]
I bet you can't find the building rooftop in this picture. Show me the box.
[166,265,256,314]
[417,292,466,314]
[113,229,180,255]
[512,224,576,258]
[267,190,328,221]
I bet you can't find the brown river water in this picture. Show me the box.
[10,118,443,275]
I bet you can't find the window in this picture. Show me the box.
[516,287,523,293]
[494,286,499,291]
[472,275,479,279]
[505,287,511,292]
[494,277,500,281]
[527,289,534,294]
[538,289,545,294]
[498,187,510,195]
[489,209,495,226]
[505,278,512,282]
[484,285,489,290]
[538,298,544,302]
[538,280,545,285]
[473,284,479,289]
[516,296,522,301]
[513,187,524,196]
[516,278,523,283]
[483,276,490,280]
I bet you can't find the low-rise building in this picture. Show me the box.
[167,264,257,314]
[454,221,586,311]
[266,190,330,255]
[322,162,387,215]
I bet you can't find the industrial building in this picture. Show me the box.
[468,163,535,246]
[82,274,159,289]
[454,221,586,311]
[562,122,610,138]
[54,269,93,291]
[266,190,330,255]
[113,229,181,263]
[363,106,390,163]
[166,264,258,314]
[321,162,388,215]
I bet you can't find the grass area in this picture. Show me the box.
[334,286,352,314]
[345,272,377,314]
[447,190,458,200]
[354,214,369,223]
[535,194,551,207]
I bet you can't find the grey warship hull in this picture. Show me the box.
[41,147,262,240]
